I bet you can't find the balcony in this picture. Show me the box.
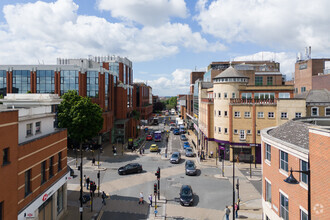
[230,98,277,105]
[201,98,214,103]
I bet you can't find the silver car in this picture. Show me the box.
[185,160,197,176]
[185,148,195,157]
[170,152,181,164]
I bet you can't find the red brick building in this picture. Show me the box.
[261,117,330,220]
[0,94,69,220]
[133,82,153,123]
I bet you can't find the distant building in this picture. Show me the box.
[133,82,153,124]
[261,117,330,220]
[0,94,68,220]
[295,89,330,117]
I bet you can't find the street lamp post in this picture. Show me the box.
[283,157,311,220]
[232,145,236,220]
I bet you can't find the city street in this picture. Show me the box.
[63,117,262,220]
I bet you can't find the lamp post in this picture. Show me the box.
[283,158,311,220]
[232,145,236,220]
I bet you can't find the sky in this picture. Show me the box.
[0,0,329,96]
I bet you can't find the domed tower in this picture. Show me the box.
[213,66,249,158]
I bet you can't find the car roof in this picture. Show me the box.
[181,185,192,190]
[151,144,157,146]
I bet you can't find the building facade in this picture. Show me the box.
[261,117,330,220]
[0,94,69,220]
[133,83,153,124]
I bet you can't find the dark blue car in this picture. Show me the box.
[173,129,180,135]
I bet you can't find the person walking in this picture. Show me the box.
[148,194,152,207]
[225,206,231,220]
[92,157,95,166]
[102,191,107,205]
[86,176,90,190]
[138,192,144,204]
[235,202,239,218]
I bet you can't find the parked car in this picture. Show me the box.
[118,163,143,175]
[150,144,159,152]
[180,128,186,134]
[180,134,188,141]
[179,185,194,206]
[183,142,190,149]
[185,160,197,175]
[185,148,195,157]
[146,135,153,141]
[170,152,181,164]
[173,129,180,135]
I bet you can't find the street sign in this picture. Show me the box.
[79,207,83,212]
[154,210,158,214]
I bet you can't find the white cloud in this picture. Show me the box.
[0,0,223,64]
[135,69,191,96]
[97,0,188,26]
[234,51,296,80]
[195,0,330,54]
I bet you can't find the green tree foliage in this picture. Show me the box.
[167,96,177,110]
[153,101,165,112]
[57,90,103,143]
[131,110,141,121]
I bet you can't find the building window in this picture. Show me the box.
[234,111,240,117]
[280,151,288,172]
[295,88,298,93]
[224,128,228,134]
[258,112,264,118]
[26,123,32,136]
[300,160,308,184]
[300,209,308,220]
[279,93,290,98]
[49,156,54,179]
[224,111,228,117]
[234,129,238,134]
[35,121,41,133]
[239,130,245,140]
[311,107,318,116]
[41,161,46,184]
[325,107,330,116]
[218,93,221,98]
[242,93,252,100]
[247,130,251,134]
[2,148,10,165]
[224,93,228,98]
[268,112,275,118]
[36,70,54,93]
[257,130,260,135]
[87,71,99,98]
[280,193,289,220]
[25,169,31,197]
[232,93,236,98]
[218,110,221,116]
[58,152,62,171]
[265,180,271,203]
[255,76,263,85]
[267,76,273,85]
[301,87,306,93]
[295,112,302,118]
[265,144,271,161]
[12,70,31,94]
[244,112,250,118]
[281,112,288,119]
[218,127,221,133]
[57,185,64,214]
[60,70,79,95]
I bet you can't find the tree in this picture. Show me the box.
[167,96,177,110]
[153,101,165,112]
[57,90,103,220]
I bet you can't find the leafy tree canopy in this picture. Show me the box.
[58,90,103,143]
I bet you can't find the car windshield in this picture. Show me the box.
[172,154,178,158]
[187,163,195,168]
[186,149,192,152]
[181,187,192,196]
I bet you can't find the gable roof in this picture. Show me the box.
[214,66,248,79]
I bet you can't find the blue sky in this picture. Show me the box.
[0,0,329,96]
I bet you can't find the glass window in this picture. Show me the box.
[242,93,252,100]
[245,112,250,118]
[258,112,264,118]
[218,110,221,116]
[58,152,62,171]
[279,93,290,98]
[234,129,238,134]
[255,93,275,100]
[280,193,289,220]
[295,112,302,118]
[26,123,32,136]
[41,161,46,184]
[2,148,10,165]
[280,151,288,172]
[57,186,64,214]
[12,70,31,94]
[268,112,275,118]
[25,169,31,197]
[301,209,308,220]
[218,127,221,133]
[257,130,260,135]
[87,71,99,98]
[224,93,228,98]
[255,76,263,85]
[232,93,236,98]
[300,160,308,184]
[281,112,288,119]
[218,93,221,98]
[0,70,7,97]
[325,107,330,116]
[224,111,228,117]
[301,87,306,92]
[240,130,245,140]
[49,156,54,178]
[224,128,228,134]
[60,70,79,95]
[267,76,273,85]
[311,107,318,116]
[36,70,55,93]
[265,180,271,203]
[35,121,41,133]
[234,111,240,117]
[265,144,271,161]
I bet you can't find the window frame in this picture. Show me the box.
[2,148,10,165]
[239,130,246,140]
[268,112,275,118]
[58,152,62,171]
[234,111,240,117]
[280,150,288,172]
[266,76,273,85]
[49,156,54,179]
[281,112,288,119]
[311,107,319,116]
[35,121,41,134]
[247,129,251,135]
[218,93,221,98]
[26,123,32,136]
[300,209,308,220]
[224,93,228,98]
[224,128,228,134]
[234,129,238,134]
[244,112,251,118]
[41,161,46,184]
[265,180,272,203]
[325,107,330,116]
[218,110,221,116]
[218,127,221,133]
[280,193,289,220]
[224,111,228,117]
[300,160,308,185]
[295,112,302,118]
[255,76,263,85]
[25,169,31,197]
[265,144,271,161]
[258,112,264,118]
[232,92,236,98]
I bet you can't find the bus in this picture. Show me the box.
[154,131,162,142]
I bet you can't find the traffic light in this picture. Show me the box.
[97,172,100,179]
[155,167,160,179]
[154,183,157,194]
[236,183,239,190]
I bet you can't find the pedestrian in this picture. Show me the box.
[92,157,95,166]
[148,194,152,207]
[225,206,231,220]
[86,176,90,190]
[236,155,239,163]
[113,147,117,156]
[235,202,239,218]
[139,192,144,204]
[142,148,145,154]
[83,175,86,187]
[102,191,107,205]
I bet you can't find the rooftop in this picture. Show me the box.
[214,66,249,79]
[295,89,330,102]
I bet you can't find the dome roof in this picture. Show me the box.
[214,66,248,79]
